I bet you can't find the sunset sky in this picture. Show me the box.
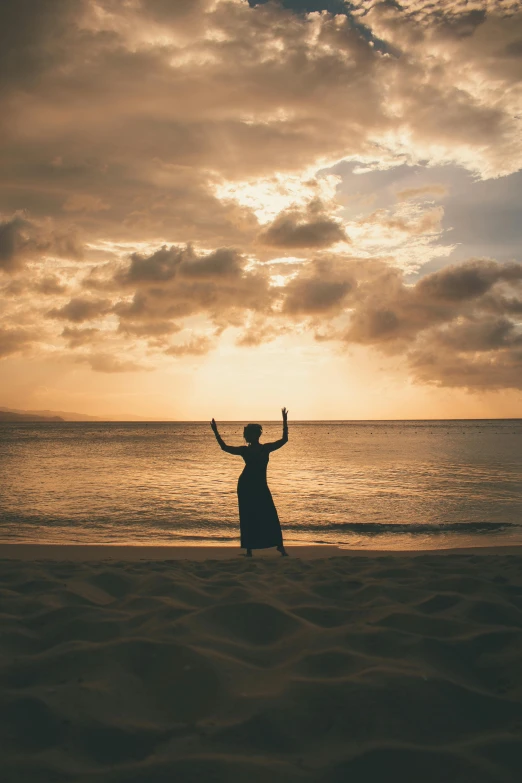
[1,0,522,420]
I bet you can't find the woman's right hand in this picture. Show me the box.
[211,418,218,433]
[282,407,288,421]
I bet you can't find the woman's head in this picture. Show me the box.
[243,423,262,444]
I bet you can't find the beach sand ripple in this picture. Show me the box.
[1,551,522,782]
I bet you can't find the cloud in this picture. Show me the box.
[140,0,214,30]
[360,206,445,237]
[2,0,520,256]
[164,335,213,356]
[0,215,83,273]
[181,248,244,279]
[63,194,110,213]
[282,256,354,315]
[37,275,67,295]
[257,214,346,249]
[119,245,244,286]
[0,0,81,89]
[341,259,522,346]
[416,259,522,302]
[284,277,352,315]
[231,252,522,389]
[425,317,522,353]
[0,327,35,357]
[76,352,149,373]
[48,297,112,323]
[396,184,449,201]
[119,246,193,285]
[256,199,347,248]
[118,320,181,338]
[409,344,522,391]
[235,318,287,346]
[0,217,26,273]
[114,243,275,325]
[1,0,522,398]
[335,257,522,389]
[61,326,100,348]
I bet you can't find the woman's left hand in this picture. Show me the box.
[282,407,288,421]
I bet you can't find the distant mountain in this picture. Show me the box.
[0,410,64,422]
[0,406,174,422]
[0,406,101,421]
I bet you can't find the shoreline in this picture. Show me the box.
[1,541,522,560]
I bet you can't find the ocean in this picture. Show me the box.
[1,420,521,550]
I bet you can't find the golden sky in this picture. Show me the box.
[1,0,522,419]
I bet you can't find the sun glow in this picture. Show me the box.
[213,172,342,224]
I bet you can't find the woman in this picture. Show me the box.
[211,408,289,557]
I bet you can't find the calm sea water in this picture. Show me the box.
[0,420,521,550]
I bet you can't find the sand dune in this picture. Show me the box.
[1,548,522,782]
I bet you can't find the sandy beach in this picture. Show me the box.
[1,544,522,782]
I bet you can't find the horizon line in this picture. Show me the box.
[7,417,521,423]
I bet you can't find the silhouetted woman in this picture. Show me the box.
[211,408,289,557]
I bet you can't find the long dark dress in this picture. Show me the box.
[237,445,283,550]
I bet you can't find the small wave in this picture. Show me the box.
[282,521,516,535]
[163,522,516,544]
[168,534,237,542]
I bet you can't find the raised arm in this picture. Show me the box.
[210,418,244,456]
[265,407,289,453]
